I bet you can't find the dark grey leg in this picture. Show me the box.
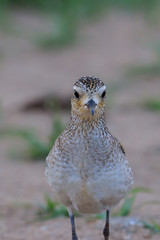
[103,210,110,240]
[70,215,78,240]
[67,207,78,240]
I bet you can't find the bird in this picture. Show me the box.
[45,76,133,240]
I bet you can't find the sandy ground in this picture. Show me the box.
[0,11,160,240]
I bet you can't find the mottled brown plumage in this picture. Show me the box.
[75,76,104,91]
[45,76,133,240]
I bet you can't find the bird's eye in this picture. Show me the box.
[101,91,106,98]
[74,90,79,99]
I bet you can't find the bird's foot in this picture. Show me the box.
[103,229,109,240]
[103,227,109,240]
[72,232,78,240]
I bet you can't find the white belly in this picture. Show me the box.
[45,161,133,214]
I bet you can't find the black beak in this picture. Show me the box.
[86,99,97,116]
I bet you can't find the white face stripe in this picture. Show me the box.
[73,84,106,94]
[73,85,83,93]
[98,85,106,95]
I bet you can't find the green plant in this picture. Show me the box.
[1,0,160,48]
[0,116,65,160]
[142,98,160,112]
[4,0,160,13]
[36,195,68,220]
[36,195,76,220]
[112,187,152,217]
[0,0,109,48]
[143,219,160,234]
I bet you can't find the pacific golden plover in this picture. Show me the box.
[45,76,133,240]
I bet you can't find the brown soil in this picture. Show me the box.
[0,11,160,240]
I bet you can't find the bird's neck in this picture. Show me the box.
[71,111,106,128]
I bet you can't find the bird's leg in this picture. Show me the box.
[67,207,78,240]
[103,210,110,240]
[70,215,78,240]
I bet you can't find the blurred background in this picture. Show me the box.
[0,1,160,239]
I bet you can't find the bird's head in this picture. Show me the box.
[71,76,106,121]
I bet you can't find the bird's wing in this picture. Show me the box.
[118,141,126,155]
[105,127,126,156]
[45,138,59,167]
[114,136,126,155]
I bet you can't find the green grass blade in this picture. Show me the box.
[36,195,70,221]
[0,127,49,159]
[0,117,65,160]
[143,219,160,234]
[113,187,151,217]
[142,98,160,112]
[49,117,65,146]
